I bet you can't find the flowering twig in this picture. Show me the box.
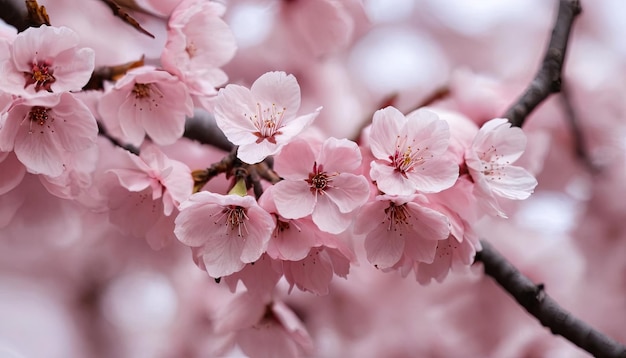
[475,240,626,358]
[503,0,582,128]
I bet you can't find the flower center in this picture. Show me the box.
[27,106,54,134]
[245,103,286,144]
[384,202,411,232]
[306,162,336,196]
[132,83,152,99]
[24,61,56,92]
[219,205,249,237]
[185,41,197,58]
[479,145,508,181]
[389,135,430,178]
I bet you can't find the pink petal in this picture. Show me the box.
[323,173,369,213]
[369,106,405,160]
[273,139,316,179]
[251,72,301,119]
[364,222,405,269]
[311,195,353,234]
[272,180,316,219]
[404,158,459,193]
[317,137,362,173]
[489,165,537,200]
[370,161,416,195]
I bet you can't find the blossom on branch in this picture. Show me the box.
[0,25,94,96]
[369,106,459,196]
[272,137,370,234]
[465,118,538,217]
[0,93,97,177]
[213,71,321,164]
[174,191,275,278]
[98,67,193,147]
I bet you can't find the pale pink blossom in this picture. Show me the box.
[354,194,450,269]
[161,0,237,106]
[214,292,313,358]
[0,25,94,96]
[282,246,351,295]
[258,186,320,261]
[213,71,321,164]
[222,254,283,296]
[0,93,98,177]
[272,137,370,234]
[465,118,538,217]
[369,106,459,195]
[98,67,193,147]
[107,144,193,216]
[174,191,275,278]
[0,151,25,195]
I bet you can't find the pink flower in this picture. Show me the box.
[107,144,193,216]
[98,67,193,147]
[174,191,275,278]
[354,194,450,269]
[272,137,370,234]
[369,106,459,195]
[282,246,352,295]
[0,93,98,177]
[161,0,237,106]
[0,151,26,195]
[214,292,313,358]
[213,71,321,164]
[0,25,94,96]
[465,118,538,217]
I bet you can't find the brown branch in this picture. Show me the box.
[475,240,626,358]
[99,0,155,38]
[503,0,582,127]
[97,121,140,155]
[25,0,50,26]
[559,81,600,174]
[0,0,29,31]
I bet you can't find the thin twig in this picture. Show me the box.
[97,121,140,155]
[99,0,155,38]
[559,81,600,173]
[503,0,582,127]
[475,240,626,358]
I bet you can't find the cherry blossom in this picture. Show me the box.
[98,67,193,147]
[107,144,193,216]
[213,71,321,164]
[174,191,275,278]
[161,0,237,107]
[282,246,352,295]
[214,292,313,358]
[465,118,538,217]
[0,93,98,177]
[272,137,370,234]
[369,106,459,196]
[0,25,94,96]
[354,194,450,269]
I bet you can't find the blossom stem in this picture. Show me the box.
[97,120,140,155]
[475,240,626,358]
[503,0,581,128]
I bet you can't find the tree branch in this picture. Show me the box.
[503,0,582,127]
[475,240,626,358]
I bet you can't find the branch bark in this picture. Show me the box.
[475,240,626,358]
[503,0,582,127]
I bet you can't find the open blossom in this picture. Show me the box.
[98,67,193,147]
[107,144,193,216]
[174,191,275,278]
[354,194,450,269]
[272,137,370,234]
[369,106,459,196]
[465,118,538,217]
[0,25,94,96]
[213,71,321,164]
[214,292,313,358]
[0,93,98,177]
[161,0,237,106]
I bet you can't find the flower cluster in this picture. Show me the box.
[0,2,543,357]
